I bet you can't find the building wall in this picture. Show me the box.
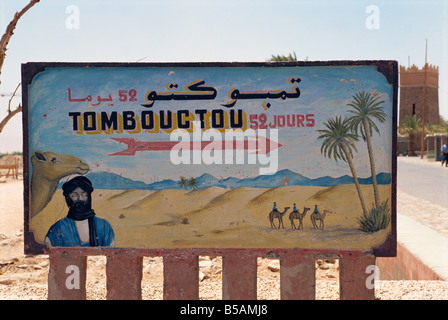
[399,64,439,126]
[399,86,439,125]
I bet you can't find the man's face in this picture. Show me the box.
[69,187,88,203]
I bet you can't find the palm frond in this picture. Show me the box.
[347,90,386,139]
[317,115,358,163]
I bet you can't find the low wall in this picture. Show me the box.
[376,242,444,280]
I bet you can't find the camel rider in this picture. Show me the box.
[45,176,115,247]
[293,203,298,212]
[313,204,319,214]
[273,202,278,212]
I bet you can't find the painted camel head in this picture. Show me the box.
[30,150,90,217]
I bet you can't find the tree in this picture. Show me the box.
[425,116,448,135]
[347,91,386,208]
[187,177,198,190]
[178,176,198,190]
[399,115,421,156]
[439,116,448,135]
[269,51,297,62]
[0,0,39,134]
[317,116,368,217]
[178,176,189,190]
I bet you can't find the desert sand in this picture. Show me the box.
[30,183,391,251]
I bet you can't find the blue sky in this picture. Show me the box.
[26,63,393,181]
[1,0,447,154]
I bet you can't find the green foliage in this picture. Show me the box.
[316,116,359,163]
[426,116,448,135]
[441,116,448,135]
[347,91,386,208]
[187,177,198,190]
[178,176,189,190]
[439,115,448,129]
[347,91,386,140]
[178,176,198,190]
[399,115,448,135]
[0,151,22,158]
[269,51,297,62]
[399,114,421,135]
[358,199,390,233]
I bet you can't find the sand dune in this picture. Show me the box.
[29,184,392,250]
[105,189,154,207]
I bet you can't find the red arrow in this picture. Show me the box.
[109,137,281,156]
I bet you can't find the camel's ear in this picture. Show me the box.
[32,150,47,162]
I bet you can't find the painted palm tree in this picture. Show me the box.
[188,177,198,190]
[178,176,189,190]
[347,91,386,208]
[317,116,368,217]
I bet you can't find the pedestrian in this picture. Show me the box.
[442,139,448,167]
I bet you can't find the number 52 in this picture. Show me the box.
[118,89,137,102]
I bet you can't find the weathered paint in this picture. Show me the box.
[280,250,316,300]
[47,247,378,300]
[106,251,143,300]
[22,61,398,256]
[48,249,86,300]
[222,251,258,300]
[339,252,376,300]
[25,62,397,301]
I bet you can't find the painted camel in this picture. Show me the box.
[268,207,290,229]
[310,209,332,230]
[289,206,310,230]
[30,150,90,218]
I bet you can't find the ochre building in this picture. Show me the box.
[399,64,439,126]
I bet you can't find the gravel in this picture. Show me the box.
[1,251,448,300]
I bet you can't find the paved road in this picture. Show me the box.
[397,156,448,208]
[396,157,448,280]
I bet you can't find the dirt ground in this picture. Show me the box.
[1,177,448,300]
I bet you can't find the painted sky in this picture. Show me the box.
[0,0,447,155]
[27,63,393,182]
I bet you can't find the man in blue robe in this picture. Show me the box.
[45,176,115,247]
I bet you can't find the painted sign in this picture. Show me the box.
[22,61,397,255]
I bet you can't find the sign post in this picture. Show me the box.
[22,61,398,299]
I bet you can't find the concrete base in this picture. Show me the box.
[377,213,448,281]
[377,242,444,280]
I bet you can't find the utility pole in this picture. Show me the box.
[421,39,428,159]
